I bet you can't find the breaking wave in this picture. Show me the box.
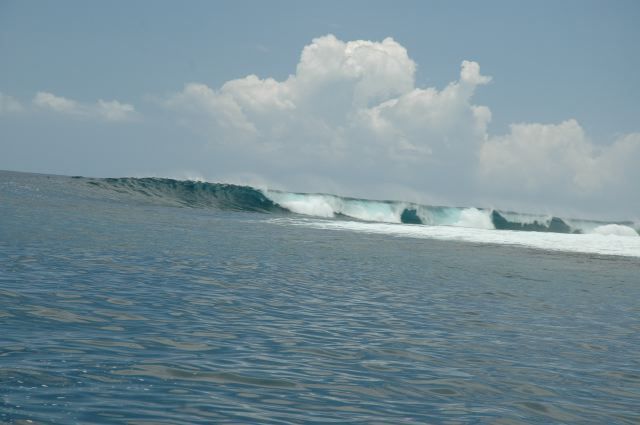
[82,177,286,213]
[81,177,639,237]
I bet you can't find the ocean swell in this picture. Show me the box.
[83,176,639,237]
[83,177,286,213]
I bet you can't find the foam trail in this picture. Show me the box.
[590,224,639,237]
[270,218,640,258]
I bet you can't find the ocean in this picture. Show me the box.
[1,170,639,424]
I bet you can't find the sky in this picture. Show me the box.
[1,0,639,219]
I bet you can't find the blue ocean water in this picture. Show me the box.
[1,170,639,424]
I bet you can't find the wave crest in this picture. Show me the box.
[82,176,638,236]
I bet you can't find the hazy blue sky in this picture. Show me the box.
[1,1,639,218]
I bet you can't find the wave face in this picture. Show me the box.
[82,177,287,213]
[84,177,639,236]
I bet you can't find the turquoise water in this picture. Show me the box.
[1,171,639,423]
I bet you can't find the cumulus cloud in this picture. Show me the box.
[0,93,25,114]
[165,34,494,202]
[33,92,137,122]
[165,34,424,156]
[160,34,640,216]
[480,121,640,212]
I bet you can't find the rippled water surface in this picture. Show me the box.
[1,171,639,424]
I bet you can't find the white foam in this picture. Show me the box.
[590,224,639,237]
[453,208,494,229]
[264,191,404,223]
[414,207,494,229]
[269,218,640,258]
[279,196,335,218]
[265,191,497,231]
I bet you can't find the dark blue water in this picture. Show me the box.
[1,171,639,424]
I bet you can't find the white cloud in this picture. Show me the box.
[33,91,137,122]
[165,34,422,155]
[0,93,25,114]
[460,60,492,85]
[165,34,492,201]
[34,92,81,114]
[480,120,640,213]
[165,83,258,138]
[96,99,136,122]
[353,62,491,162]
[294,35,416,109]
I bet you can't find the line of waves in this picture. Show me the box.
[81,177,639,237]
